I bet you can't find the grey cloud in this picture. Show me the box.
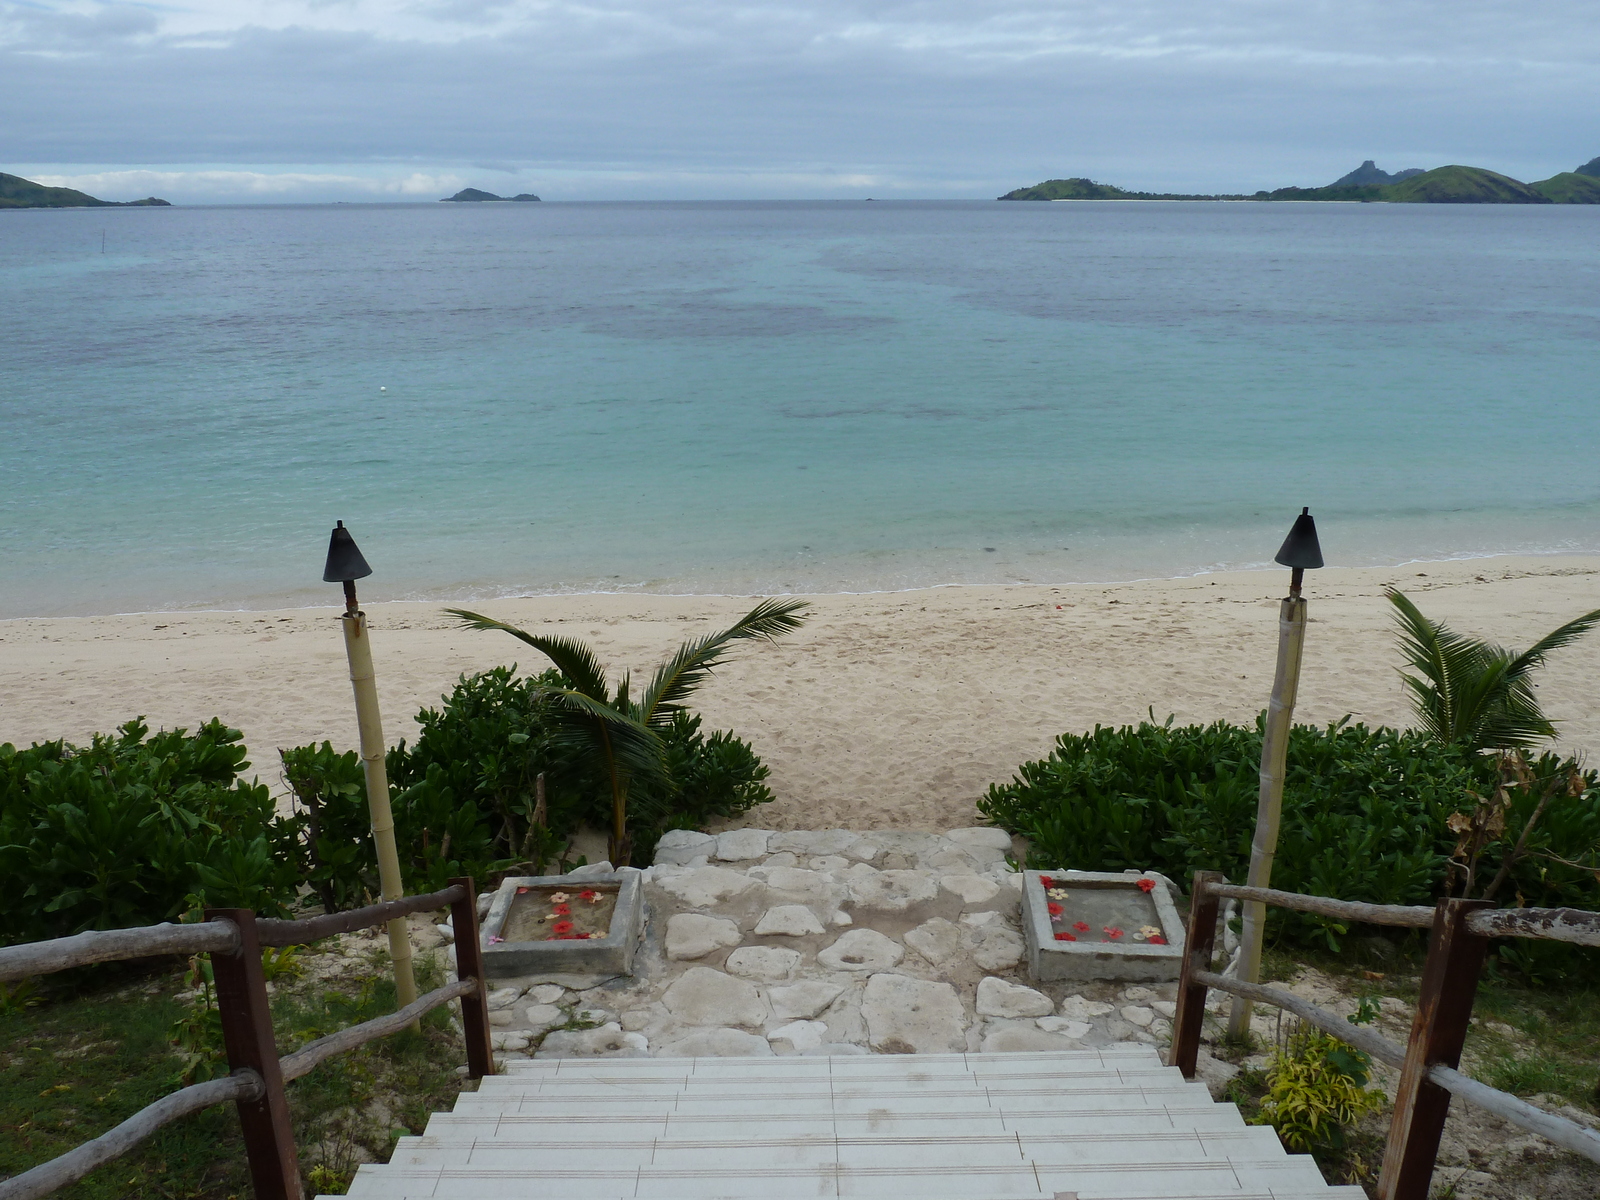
[1,0,1597,195]
[3,0,157,46]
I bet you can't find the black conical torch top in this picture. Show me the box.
[323,521,373,612]
[1273,507,1323,596]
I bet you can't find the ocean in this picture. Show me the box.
[3,199,1598,618]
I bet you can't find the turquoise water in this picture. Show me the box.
[3,200,1598,618]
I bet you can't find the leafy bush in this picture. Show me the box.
[1254,1022,1385,1154]
[281,666,775,897]
[978,716,1600,949]
[0,720,300,943]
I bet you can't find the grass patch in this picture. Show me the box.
[0,968,249,1198]
[0,943,473,1198]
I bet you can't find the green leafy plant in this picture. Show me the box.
[1253,1023,1384,1153]
[978,716,1600,950]
[0,720,301,942]
[447,598,807,864]
[281,742,375,913]
[169,953,226,1085]
[281,658,782,898]
[1387,589,1600,752]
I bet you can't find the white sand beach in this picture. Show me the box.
[3,555,1597,831]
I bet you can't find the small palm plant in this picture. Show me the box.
[446,599,808,865]
[1386,588,1600,752]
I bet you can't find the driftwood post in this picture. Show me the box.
[1377,897,1494,1200]
[1170,870,1224,1077]
[205,909,300,1200]
[448,876,496,1079]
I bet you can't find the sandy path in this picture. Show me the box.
[3,555,1596,830]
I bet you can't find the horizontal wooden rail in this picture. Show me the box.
[0,1072,263,1200]
[1465,905,1600,947]
[0,920,239,984]
[0,885,467,985]
[1190,969,1600,1168]
[254,885,464,948]
[1203,883,1436,929]
[1428,1065,1600,1164]
[279,978,478,1083]
[1191,969,1408,1067]
[0,880,493,1200]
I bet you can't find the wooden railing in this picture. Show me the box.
[1169,872,1600,1200]
[0,880,495,1200]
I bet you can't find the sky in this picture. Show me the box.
[3,0,1598,202]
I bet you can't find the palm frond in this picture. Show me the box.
[525,684,664,783]
[1502,608,1600,683]
[639,598,809,726]
[1387,589,1600,751]
[1387,589,1476,741]
[445,609,612,700]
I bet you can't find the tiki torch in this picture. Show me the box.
[1227,507,1323,1039]
[324,521,418,1014]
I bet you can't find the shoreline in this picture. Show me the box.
[7,548,1596,624]
[4,554,1597,832]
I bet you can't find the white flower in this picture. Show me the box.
[1047,888,1069,900]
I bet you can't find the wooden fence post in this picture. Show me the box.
[1169,870,1225,1077]
[205,909,300,1200]
[448,878,495,1079]
[1376,897,1493,1200]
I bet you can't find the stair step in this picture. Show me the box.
[324,1050,1366,1200]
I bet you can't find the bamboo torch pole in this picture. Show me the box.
[325,523,417,1019]
[1226,507,1322,1041]
[1227,574,1307,1039]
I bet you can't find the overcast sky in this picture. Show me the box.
[4,0,1597,202]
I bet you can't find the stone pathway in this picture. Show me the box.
[449,828,1198,1062]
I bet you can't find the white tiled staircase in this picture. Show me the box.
[331,1048,1365,1199]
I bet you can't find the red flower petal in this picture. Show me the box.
[1137,878,1156,893]
[552,903,571,915]
[1054,932,1077,941]
[551,920,573,934]
[1047,902,1063,916]
[1147,935,1167,945]
[1103,926,1123,939]
[1038,876,1055,889]
[1073,921,1090,933]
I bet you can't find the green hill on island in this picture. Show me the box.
[441,188,541,202]
[1385,165,1548,203]
[998,177,1233,201]
[1,172,170,209]
[1001,157,1600,204]
[1530,172,1600,204]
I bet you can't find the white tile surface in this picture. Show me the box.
[318,1050,1363,1200]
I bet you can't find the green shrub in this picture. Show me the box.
[281,666,775,897]
[978,716,1600,949]
[0,720,300,943]
[1254,1023,1385,1153]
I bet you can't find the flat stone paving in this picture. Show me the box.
[461,828,1207,1061]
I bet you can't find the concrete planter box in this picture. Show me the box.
[1022,869,1185,983]
[480,870,643,980]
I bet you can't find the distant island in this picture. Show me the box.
[1,172,170,209]
[999,157,1600,204]
[441,188,541,202]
